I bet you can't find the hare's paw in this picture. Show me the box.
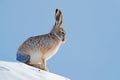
[39,65,49,71]
[41,67,49,71]
[44,67,49,71]
[33,64,41,68]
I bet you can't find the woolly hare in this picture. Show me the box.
[16,9,66,71]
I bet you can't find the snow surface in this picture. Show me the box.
[0,61,70,80]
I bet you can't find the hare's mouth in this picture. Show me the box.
[62,38,66,43]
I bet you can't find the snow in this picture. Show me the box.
[0,61,70,80]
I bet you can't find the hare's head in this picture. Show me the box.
[51,9,66,43]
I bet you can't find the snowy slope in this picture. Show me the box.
[0,61,70,80]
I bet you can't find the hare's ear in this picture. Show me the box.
[55,9,63,28]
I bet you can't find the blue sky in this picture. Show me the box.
[0,0,120,80]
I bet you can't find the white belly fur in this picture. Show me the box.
[30,52,42,64]
[29,43,61,64]
[44,43,61,60]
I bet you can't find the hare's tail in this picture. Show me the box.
[16,52,30,63]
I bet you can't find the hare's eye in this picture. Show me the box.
[62,32,64,34]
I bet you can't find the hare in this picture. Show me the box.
[16,9,66,71]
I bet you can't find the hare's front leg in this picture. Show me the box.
[40,58,49,71]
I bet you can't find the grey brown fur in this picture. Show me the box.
[16,9,66,71]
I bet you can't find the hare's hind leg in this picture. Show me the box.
[28,64,41,69]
